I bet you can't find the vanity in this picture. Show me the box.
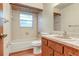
[41,35,79,56]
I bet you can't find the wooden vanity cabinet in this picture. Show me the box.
[42,37,79,56]
[42,37,54,56]
[74,50,79,56]
[64,46,76,56]
[42,38,48,46]
[47,47,54,56]
[42,37,64,56]
[42,45,48,56]
[48,40,64,56]
[64,46,79,56]
[42,45,54,56]
[54,51,63,56]
[48,40,64,54]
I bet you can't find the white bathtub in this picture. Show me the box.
[9,38,38,53]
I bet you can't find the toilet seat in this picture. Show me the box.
[32,40,41,46]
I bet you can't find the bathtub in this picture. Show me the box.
[9,38,38,53]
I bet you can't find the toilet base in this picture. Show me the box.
[33,46,41,54]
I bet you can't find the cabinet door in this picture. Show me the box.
[47,47,53,56]
[74,50,79,56]
[42,45,54,56]
[54,51,63,56]
[64,46,76,56]
[42,45,48,56]
[48,40,63,54]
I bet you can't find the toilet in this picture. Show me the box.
[32,40,41,54]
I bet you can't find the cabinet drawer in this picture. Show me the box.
[64,46,76,56]
[48,40,63,54]
[42,38,48,46]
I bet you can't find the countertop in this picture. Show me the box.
[42,35,79,50]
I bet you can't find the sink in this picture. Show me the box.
[63,39,79,45]
[59,37,79,43]
[47,34,79,46]
[52,35,79,42]
[53,35,72,39]
[47,34,79,41]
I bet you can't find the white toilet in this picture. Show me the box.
[32,40,41,54]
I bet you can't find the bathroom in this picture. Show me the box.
[0,3,79,56]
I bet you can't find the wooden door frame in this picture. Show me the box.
[0,3,3,56]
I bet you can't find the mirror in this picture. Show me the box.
[53,3,79,34]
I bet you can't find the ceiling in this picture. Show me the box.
[55,3,73,10]
[19,3,73,10]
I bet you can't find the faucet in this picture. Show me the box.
[63,30,69,38]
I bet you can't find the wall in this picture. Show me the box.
[11,3,58,40]
[12,3,57,39]
[41,3,54,33]
[61,4,79,33]
[12,10,38,41]
[10,10,39,52]
[11,3,42,52]
[54,8,61,13]
[21,3,43,10]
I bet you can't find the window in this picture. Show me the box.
[20,13,33,27]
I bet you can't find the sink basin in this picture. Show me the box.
[63,39,79,45]
[53,35,72,39]
[47,34,79,46]
[52,35,79,42]
[47,34,79,41]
